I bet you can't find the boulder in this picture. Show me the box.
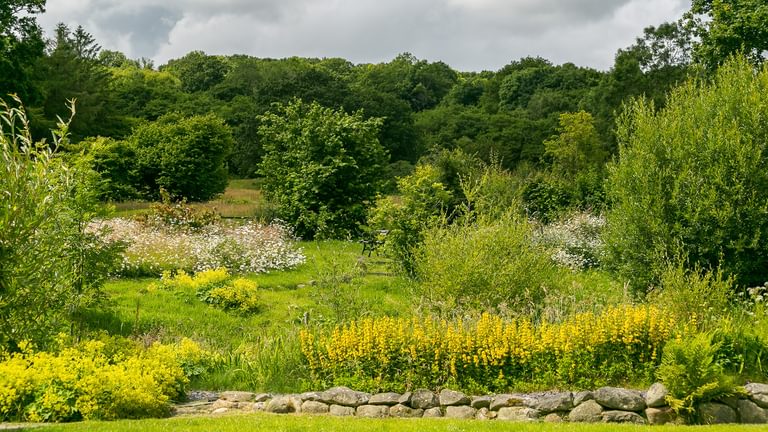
[398,392,413,405]
[389,404,424,418]
[645,383,669,408]
[301,401,329,414]
[369,392,401,406]
[475,407,495,420]
[645,407,677,425]
[601,410,646,424]
[745,383,768,409]
[211,400,236,410]
[445,406,476,419]
[568,400,603,423]
[300,391,324,402]
[573,391,593,406]
[329,404,355,416]
[594,387,646,412]
[471,396,491,409]
[211,407,229,415]
[356,405,389,418]
[439,389,470,406]
[699,402,737,424]
[219,391,255,402]
[496,407,539,421]
[410,389,439,410]
[253,393,272,403]
[423,407,443,418]
[524,392,573,413]
[543,413,564,423]
[266,395,303,414]
[737,399,768,424]
[321,386,370,407]
[490,394,524,411]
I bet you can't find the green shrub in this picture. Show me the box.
[155,268,260,314]
[413,212,563,318]
[258,99,387,239]
[605,57,768,291]
[656,333,745,424]
[140,188,220,230]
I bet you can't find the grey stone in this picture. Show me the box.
[745,383,768,396]
[266,396,303,414]
[475,407,495,420]
[646,407,677,425]
[389,404,424,418]
[369,392,401,406]
[543,413,564,422]
[750,394,768,409]
[490,394,524,411]
[329,404,355,416]
[745,384,768,409]
[398,392,413,406]
[356,405,389,418]
[594,387,646,412]
[253,402,267,411]
[423,407,443,418]
[301,400,330,414]
[568,400,603,423]
[439,389,470,406]
[253,393,271,403]
[737,399,768,424]
[645,383,669,408]
[601,410,646,424]
[715,395,740,410]
[300,391,324,402]
[211,400,236,410]
[699,402,738,424]
[173,401,213,415]
[410,389,439,410]
[219,391,255,402]
[445,405,476,419]
[211,407,229,414]
[573,391,593,406]
[322,386,370,407]
[471,396,491,409]
[525,392,573,413]
[496,406,539,421]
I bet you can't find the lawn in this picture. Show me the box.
[37,413,768,432]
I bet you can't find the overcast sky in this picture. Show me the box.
[39,0,692,71]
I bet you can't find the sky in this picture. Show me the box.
[38,0,692,71]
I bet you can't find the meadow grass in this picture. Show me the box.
[38,413,768,432]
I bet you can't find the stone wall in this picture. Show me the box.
[175,383,768,425]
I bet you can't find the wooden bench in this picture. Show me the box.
[360,229,389,257]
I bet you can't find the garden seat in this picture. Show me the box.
[360,229,388,257]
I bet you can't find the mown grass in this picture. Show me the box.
[39,413,767,432]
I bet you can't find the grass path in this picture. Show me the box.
[37,413,768,432]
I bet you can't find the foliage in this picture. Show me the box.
[140,188,220,230]
[412,212,563,318]
[132,113,233,201]
[687,0,768,70]
[76,136,139,200]
[605,57,768,292]
[161,51,229,93]
[97,218,305,276]
[543,111,608,176]
[0,97,120,348]
[368,164,452,276]
[0,0,45,104]
[0,336,211,422]
[535,212,606,271]
[154,268,260,314]
[657,333,744,424]
[300,306,677,393]
[258,98,387,239]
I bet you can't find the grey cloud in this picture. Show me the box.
[39,0,692,71]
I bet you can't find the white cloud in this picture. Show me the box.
[39,0,692,70]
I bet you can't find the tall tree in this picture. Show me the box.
[687,0,768,70]
[0,0,46,103]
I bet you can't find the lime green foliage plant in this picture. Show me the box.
[301,306,677,393]
[413,212,562,318]
[155,268,260,314]
[657,333,744,424]
[605,57,768,292]
[0,336,210,422]
[258,98,387,239]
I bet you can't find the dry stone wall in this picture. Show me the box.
[174,383,768,425]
